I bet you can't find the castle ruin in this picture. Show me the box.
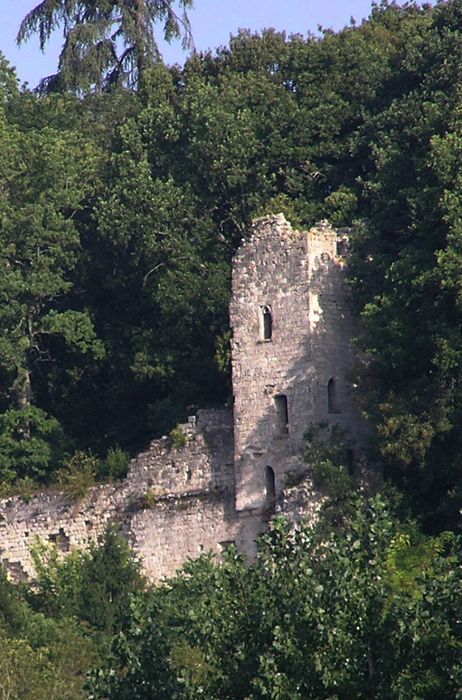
[0,215,365,581]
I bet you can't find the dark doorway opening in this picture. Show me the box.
[265,465,276,502]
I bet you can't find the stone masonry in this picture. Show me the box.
[0,215,366,582]
[230,215,364,511]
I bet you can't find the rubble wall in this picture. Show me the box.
[0,409,267,582]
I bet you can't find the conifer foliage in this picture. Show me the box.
[17,0,193,92]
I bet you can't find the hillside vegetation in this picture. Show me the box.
[2,1,462,527]
[2,1,462,696]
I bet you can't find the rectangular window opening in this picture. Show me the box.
[274,394,289,435]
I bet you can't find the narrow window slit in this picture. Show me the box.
[262,306,272,340]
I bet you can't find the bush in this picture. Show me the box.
[169,425,187,449]
[137,488,158,509]
[99,446,130,480]
[0,476,39,502]
[303,422,355,500]
[54,451,97,500]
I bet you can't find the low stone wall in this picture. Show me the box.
[0,483,125,580]
[0,408,264,582]
[128,409,235,495]
[129,490,265,579]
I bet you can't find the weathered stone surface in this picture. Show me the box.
[230,214,365,511]
[0,215,367,582]
[0,408,257,581]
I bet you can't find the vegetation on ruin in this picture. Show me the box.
[4,0,462,694]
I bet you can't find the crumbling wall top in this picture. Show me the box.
[235,214,349,262]
[250,212,296,237]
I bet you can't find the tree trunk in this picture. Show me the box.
[13,367,31,412]
[13,366,32,439]
[13,316,33,437]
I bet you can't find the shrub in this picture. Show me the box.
[284,469,309,489]
[99,446,130,480]
[54,451,98,500]
[169,425,187,449]
[138,489,158,509]
[303,422,355,500]
[0,476,39,502]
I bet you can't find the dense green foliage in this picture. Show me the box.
[4,0,462,525]
[89,495,462,699]
[3,492,461,700]
[4,3,462,695]
[2,0,462,530]
[0,526,143,699]
[27,525,145,634]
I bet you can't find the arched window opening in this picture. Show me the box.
[265,466,276,502]
[274,394,289,435]
[262,306,272,340]
[327,378,340,413]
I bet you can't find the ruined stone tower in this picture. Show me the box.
[230,214,363,512]
[0,214,366,582]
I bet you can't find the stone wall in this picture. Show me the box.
[128,409,235,495]
[0,409,266,582]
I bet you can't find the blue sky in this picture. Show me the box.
[1,1,378,87]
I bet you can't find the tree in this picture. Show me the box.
[0,102,104,481]
[89,493,462,699]
[78,526,145,634]
[346,0,462,528]
[74,101,230,447]
[17,0,193,93]
[28,526,145,635]
[0,52,19,99]
[0,564,98,700]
